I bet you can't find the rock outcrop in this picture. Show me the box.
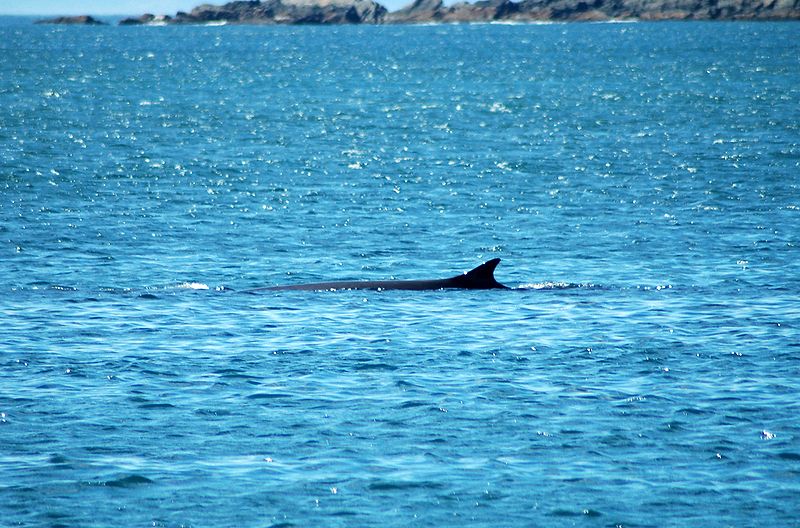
[119,14,173,25]
[509,0,800,21]
[168,0,387,24]
[35,15,107,25]
[389,0,800,22]
[113,0,800,25]
[385,0,445,22]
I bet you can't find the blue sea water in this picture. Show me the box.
[1,18,799,527]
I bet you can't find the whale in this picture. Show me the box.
[251,258,508,292]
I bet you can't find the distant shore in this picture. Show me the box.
[36,0,800,26]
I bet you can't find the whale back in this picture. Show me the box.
[450,258,507,289]
[255,258,508,291]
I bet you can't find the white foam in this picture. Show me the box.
[178,282,210,290]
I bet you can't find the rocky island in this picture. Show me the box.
[35,15,107,25]
[43,0,800,26]
[120,0,387,25]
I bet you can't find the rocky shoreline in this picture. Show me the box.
[37,0,800,25]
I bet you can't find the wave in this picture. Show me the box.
[514,282,596,290]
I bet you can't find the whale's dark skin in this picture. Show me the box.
[252,258,508,292]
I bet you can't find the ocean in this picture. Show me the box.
[1,18,799,527]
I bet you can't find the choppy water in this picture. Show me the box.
[2,18,799,527]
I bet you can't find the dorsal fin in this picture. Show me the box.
[451,258,507,289]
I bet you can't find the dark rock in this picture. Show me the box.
[35,15,107,25]
[119,13,173,25]
[442,0,521,22]
[385,0,444,22]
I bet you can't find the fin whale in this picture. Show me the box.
[255,258,508,292]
